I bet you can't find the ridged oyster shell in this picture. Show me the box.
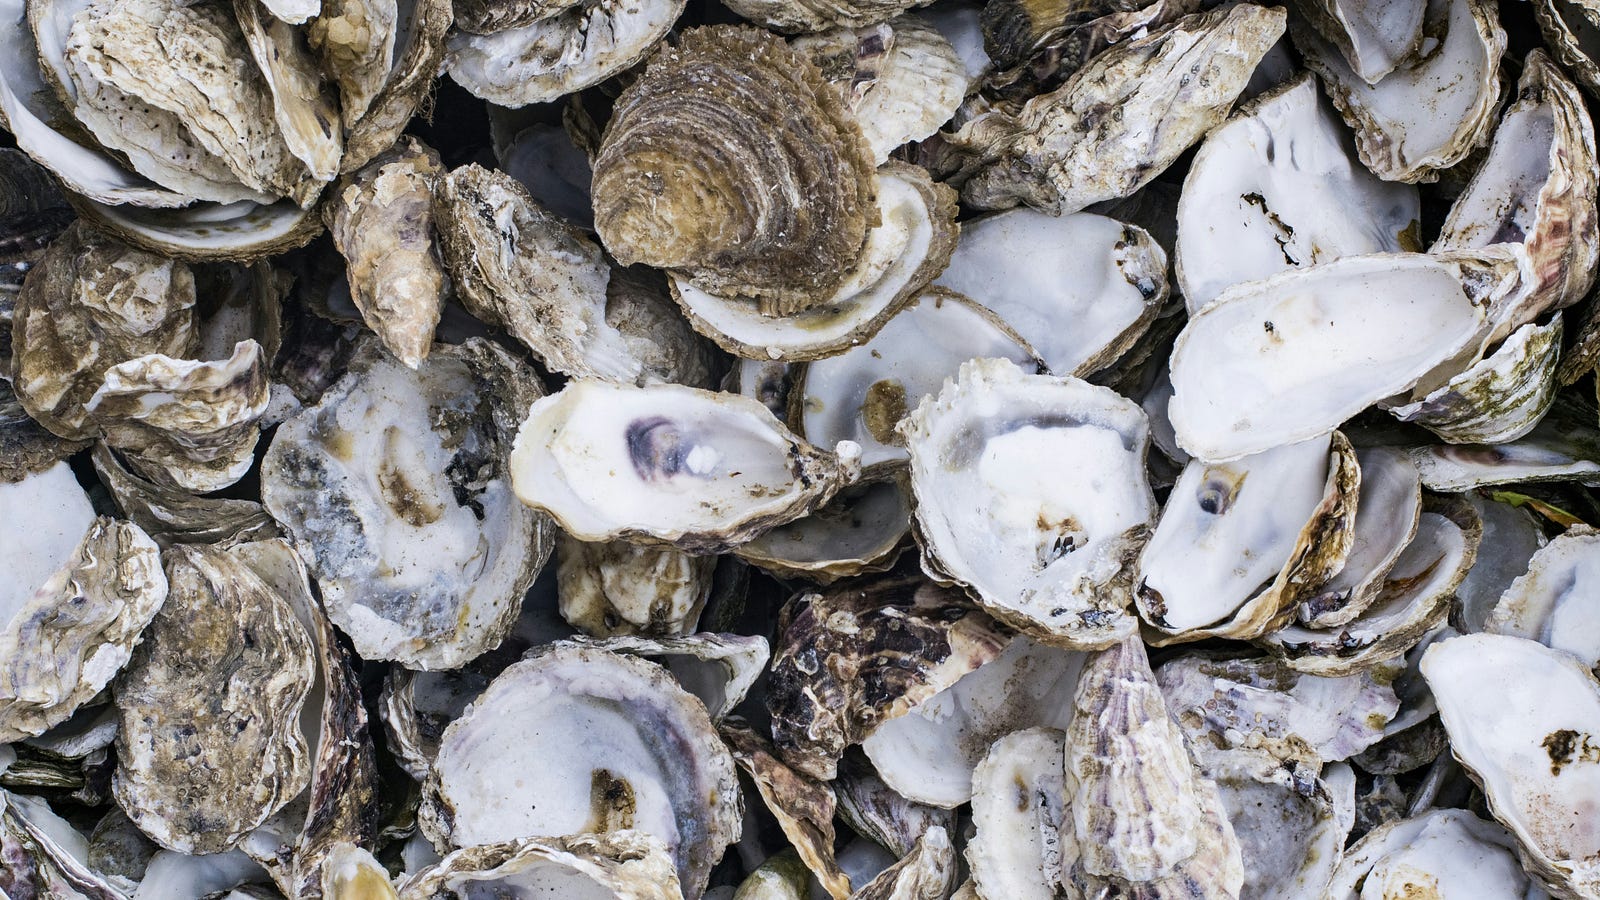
[398,831,682,899]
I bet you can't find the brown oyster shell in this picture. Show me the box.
[592,25,878,316]
[324,136,447,369]
[451,0,579,33]
[557,534,715,636]
[309,0,398,131]
[113,544,315,855]
[766,572,1010,781]
[234,0,343,184]
[0,380,88,483]
[91,442,279,549]
[10,222,197,442]
[333,0,453,174]
[722,719,852,899]
[721,0,935,33]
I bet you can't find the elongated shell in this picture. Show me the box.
[1385,317,1563,444]
[398,831,682,900]
[1327,808,1540,899]
[721,0,935,33]
[592,26,877,316]
[723,720,851,899]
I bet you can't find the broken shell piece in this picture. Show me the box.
[1212,755,1356,900]
[509,379,861,554]
[734,473,912,585]
[721,720,850,899]
[323,136,446,369]
[849,826,953,900]
[262,339,552,670]
[398,831,682,900]
[1457,492,1549,632]
[1327,807,1545,898]
[1433,51,1599,327]
[558,535,714,637]
[84,340,270,493]
[765,573,1010,781]
[1424,633,1600,898]
[1293,0,1505,182]
[9,221,196,442]
[951,3,1286,213]
[1168,253,1488,461]
[114,545,314,855]
[1262,494,1482,676]
[0,462,167,744]
[91,443,279,549]
[322,843,397,900]
[861,635,1085,808]
[965,727,1068,900]
[933,210,1166,376]
[1486,525,1600,668]
[593,26,877,315]
[1385,317,1563,445]
[793,289,1039,473]
[834,752,956,859]
[1156,652,1399,770]
[1296,0,1425,83]
[901,357,1155,649]
[445,0,686,107]
[1300,446,1422,628]
[669,162,957,363]
[1137,432,1359,643]
[1175,73,1421,311]
[418,646,741,898]
[569,633,769,721]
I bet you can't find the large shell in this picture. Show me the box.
[113,544,315,855]
[1327,808,1542,898]
[508,379,861,553]
[902,357,1155,649]
[0,462,168,744]
[592,26,877,316]
[9,222,196,442]
[323,136,446,369]
[950,3,1286,213]
[262,338,553,670]
[418,645,741,898]
[766,573,1010,781]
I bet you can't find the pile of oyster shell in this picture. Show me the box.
[7,0,1600,895]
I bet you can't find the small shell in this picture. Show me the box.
[1385,317,1563,445]
[848,825,953,900]
[965,727,1069,900]
[722,719,851,899]
[1485,525,1600,668]
[234,0,342,183]
[308,0,398,130]
[721,0,936,33]
[557,535,714,637]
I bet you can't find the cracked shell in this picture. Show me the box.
[901,357,1155,650]
[113,544,315,855]
[418,645,741,899]
[262,338,553,670]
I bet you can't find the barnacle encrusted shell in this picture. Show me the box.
[509,379,862,554]
[398,831,683,899]
[720,0,935,33]
[9,222,196,442]
[1486,525,1600,667]
[113,544,315,855]
[901,357,1155,650]
[950,3,1286,213]
[766,573,1010,781]
[323,136,446,369]
[557,535,714,637]
[262,338,553,670]
[1293,0,1505,182]
[444,0,687,107]
[1326,808,1540,899]
[1168,254,1488,461]
[722,720,851,899]
[0,463,168,744]
[591,26,878,315]
[418,646,741,898]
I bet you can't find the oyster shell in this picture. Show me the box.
[323,136,446,369]
[1168,253,1488,461]
[91,443,278,549]
[949,3,1286,213]
[1293,0,1505,182]
[321,843,396,900]
[1301,446,1422,628]
[733,473,913,585]
[1296,0,1426,83]
[720,0,935,33]
[262,338,553,670]
[965,727,1068,900]
[233,0,342,184]
[444,0,685,107]
[570,632,769,721]
[0,378,88,483]
[398,831,682,899]
[1175,73,1421,311]
[1408,395,1600,489]
[114,544,315,855]
[1212,755,1356,900]
[1,788,132,898]
[1457,493,1549,632]
[0,462,167,744]
[509,379,861,554]
[833,752,955,860]
[558,535,714,637]
[1327,807,1542,898]
[592,26,877,316]
[848,826,953,900]
[933,210,1166,375]
[902,357,1153,649]
[1534,0,1600,100]
[1486,526,1600,668]
[327,0,451,174]
[1385,317,1563,445]
[721,720,850,899]
[1136,432,1360,643]
[418,646,741,898]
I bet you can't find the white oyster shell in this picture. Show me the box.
[1487,526,1600,671]
[1300,446,1422,628]
[1327,808,1543,899]
[965,728,1068,900]
[1212,756,1356,900]
[398,831,682,900]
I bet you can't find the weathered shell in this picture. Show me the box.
[262,338,553,670]
[734,473,912,585]
[722,720,851,899]
[0,379,88,483]
[328,0,452,174]
[1,788,132,898]
[0,462,168,744]
[91,443,278,549]
[1300,446,1422,628]
[833,751,956,859]
[509,379,861,553]
[1293,0,1505,182]
[965,727,1069,900]
[721,0,935,33]
[445,0,686,107]
[1327,807,1541,899]
[765,573,1010,781]
[323,136,446,369]
[418,646,741,898]
[234,0,342,183]
[9,222,196,442]
[848,826,953,900]
[1408,394,1600,489]
[1211,755,1356,900]
[1457,493,1549,632]
[949,3,1286,213]
[1533,0,1600,101]
[592,26,877,316]
[557,535,714,637]
[1485,526,1600,668]
[309,0,397,130]
[398,831,682,900]
[451,0,574,33]
[1385,317,1563,444]
[113,544,315,855]
[902,357,1155,649]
